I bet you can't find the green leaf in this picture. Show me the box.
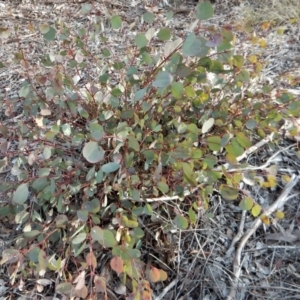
[152,71,173,88]
[182,33,209,57]
[220,184,239,201]
[72,232,87,245]
[143,150,155,164]
[239,197,254,211]
[43,27,56,41]
[55,282,73,295]
[135,33,148,48]
[26,247,40,263]
[182,162,197,185]
[82,141,105,163]
[23,230,41,238]
[91,226,116,248]
[89,122,105,142]
[142,102,151,113]
[122,215,139,228]
[101,162,120,173]
[221,133,231,147]
[133,227,144,239]
[77,210,88,222]
[143,12,155,23]
[236,69,250,82]
[110,15,122,29]
[236,132,252,149]
[233,55,244,68]
[188,208,197,225]
[187,124,201,134]
[45,131,57,141]
[32,178,49,192]
[251,204,261,217]
[173,215,189,230]
[157,28,171,41]
[144,203,153,216]
[82,199,100,213]
[121,109,134,119]
[157,182,169,193]
[13,183,29,205]
[112,62,124,70]
[225,139,244,158]
[206,136,221,151]
[246,119,257,130]
[135,88,147,101]
[171,82,184,99]
[203,155,217,168]
[128,136,140,152]
[195,1,214,20]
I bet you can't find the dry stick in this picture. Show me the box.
[154,278,180,300]
[226,174,299,300]
[225,210,247,258]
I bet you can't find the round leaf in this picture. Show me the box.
[173,215,188,230]
[239,197,254,211]
[43,27,56,41]
[13,183,29,205]
[82,141,104,163]
[91,226,116,248]
[149,267,160,283]
[135,33,148,48]
[275,210,285,219]
[196,1,214,21]
[143,12,154,23]
[220,184,239,201]
[206,136,221,152]
[110,15,122,29]
[152,71,173,88]
[251,204,261,217]
[110,256,123,275]
[157,28,171,41]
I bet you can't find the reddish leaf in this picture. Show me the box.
[148,267,160,283]
[86,252,97,269]
[110,256,123,275]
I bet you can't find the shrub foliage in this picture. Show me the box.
[0,1,299,299]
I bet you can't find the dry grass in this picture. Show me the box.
[236,0,300,27]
